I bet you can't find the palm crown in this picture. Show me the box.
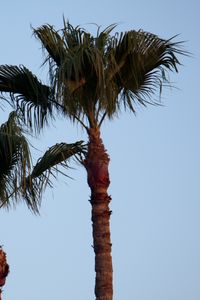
[34,22,182,127]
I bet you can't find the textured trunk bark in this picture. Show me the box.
[0,248,9,300]
[84,127,113,300]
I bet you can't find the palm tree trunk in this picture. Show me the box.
[84,128,113,300]
[0,248,9,300]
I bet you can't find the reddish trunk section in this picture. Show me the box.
[0,248,9,300]
[84,128,113,300]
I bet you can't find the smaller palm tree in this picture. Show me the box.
[0,247,9,300]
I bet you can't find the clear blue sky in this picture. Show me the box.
[0,1,199,299]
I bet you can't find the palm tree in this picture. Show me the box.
[0,21,184,300]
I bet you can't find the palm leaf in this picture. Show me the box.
[25,141,86,210]
[103,30,185,115]
[34,24,66,67]
[0,65,53,131]
[0,112,33,209]
[0,114,86,213]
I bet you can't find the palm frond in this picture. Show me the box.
[0,65,54,131]
[24,141,86,208]
[0,112,33,209]
[33,24,66,67]
[0,114,86,213]
[103,30,185,115]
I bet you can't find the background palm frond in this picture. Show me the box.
[24,141,86,211]
[0,112,32,209]
[0,113,86,213]
[0,65,54,131]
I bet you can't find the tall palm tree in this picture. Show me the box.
[0,21,184,300]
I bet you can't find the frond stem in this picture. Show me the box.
[74,115,88,130]
[51,99,88,130]
[0,188,19,209]
[0,201,6,209]
[98,111,107,128]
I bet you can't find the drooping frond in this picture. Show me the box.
[0,113,86,213]
[0,65,53,131]
[33,21,185,127]
[33,24,66,67]
[0,112,33,209]
[25,141,86,208]
[105,30,184,114]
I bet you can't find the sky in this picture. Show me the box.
[0,0,199,299]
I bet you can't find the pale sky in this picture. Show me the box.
[0,1,200,300]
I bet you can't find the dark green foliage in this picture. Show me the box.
[0,65,53,131]
[0,112,32,209]
[33,22,184,124]
[0,113,85,212]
